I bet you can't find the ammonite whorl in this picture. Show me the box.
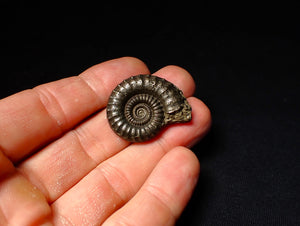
[106,74,192,142]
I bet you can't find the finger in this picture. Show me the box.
[102,147,200,226]
[50,97,210,225]
[0,57,149,162]
[153,65,196,97]
[18,65,199,202]
[0,170,51,225]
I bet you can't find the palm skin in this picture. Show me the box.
[0,57,211,226]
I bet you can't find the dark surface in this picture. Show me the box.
[1,3,299,225]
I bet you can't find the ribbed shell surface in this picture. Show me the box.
[106,74,191,142]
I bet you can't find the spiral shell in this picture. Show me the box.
[106,74,192,142]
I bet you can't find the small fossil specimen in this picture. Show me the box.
[106,74,192,142]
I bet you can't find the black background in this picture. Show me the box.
[1,2,299,225]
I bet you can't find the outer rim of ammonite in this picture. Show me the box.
[106,74,192,142]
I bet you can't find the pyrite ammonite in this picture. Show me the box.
[106,74,192,142]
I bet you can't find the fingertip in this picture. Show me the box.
[144,146,200,218]
[168,146,200,176]
[82,56,150,78]
[191,97,212,130]
[118,56,150,73]
[159,146,200,194]
[186,97,212,148]
[153,65,196,97]
[156,96,211,149]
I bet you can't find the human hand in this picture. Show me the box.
[0,57,211,226]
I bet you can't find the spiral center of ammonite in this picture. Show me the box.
[124,94,157,126]
[132,103,151,123]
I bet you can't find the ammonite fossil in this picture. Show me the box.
[106,74,192,142]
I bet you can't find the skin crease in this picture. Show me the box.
[0,57,211,226]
